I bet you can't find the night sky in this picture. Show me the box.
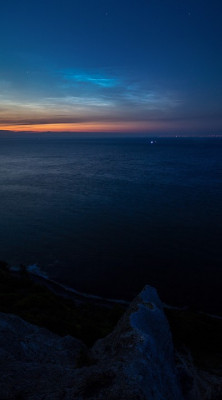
[0,0,222,135]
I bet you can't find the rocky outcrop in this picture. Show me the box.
[0,312,87,399]
[176,349,222,400]
[0,285,221,399]
[89,285,183,399]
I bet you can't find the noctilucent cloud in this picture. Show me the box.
[0,0,222,135]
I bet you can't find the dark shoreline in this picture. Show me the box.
[1,262,222,373]
[29,272,130,309]
[28,269,222,321]
[5,260,222,321]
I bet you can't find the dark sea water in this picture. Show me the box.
[0,136,221,314]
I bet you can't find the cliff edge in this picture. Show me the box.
[0,285,221,399]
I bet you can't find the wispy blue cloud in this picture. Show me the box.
[62,71,119,88]
[0,64,187,132]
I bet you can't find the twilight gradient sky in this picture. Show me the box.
[0,0,222,135]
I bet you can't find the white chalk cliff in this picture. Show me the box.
[0,285,220,399]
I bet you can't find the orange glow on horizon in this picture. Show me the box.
[0,121,164,133]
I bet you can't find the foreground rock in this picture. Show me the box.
[89,285,183,399]
[0,312,87,399]
[0,286,221,399]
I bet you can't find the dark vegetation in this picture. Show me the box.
[166,308,222,373]
[0,261,124,346]
[0,261,221,373]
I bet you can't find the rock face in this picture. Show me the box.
[0,285,220,399]
[0,312,87,399]
[175,349,222,400]
[90,285,183,400]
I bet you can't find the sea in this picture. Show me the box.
[0,135,221,314]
